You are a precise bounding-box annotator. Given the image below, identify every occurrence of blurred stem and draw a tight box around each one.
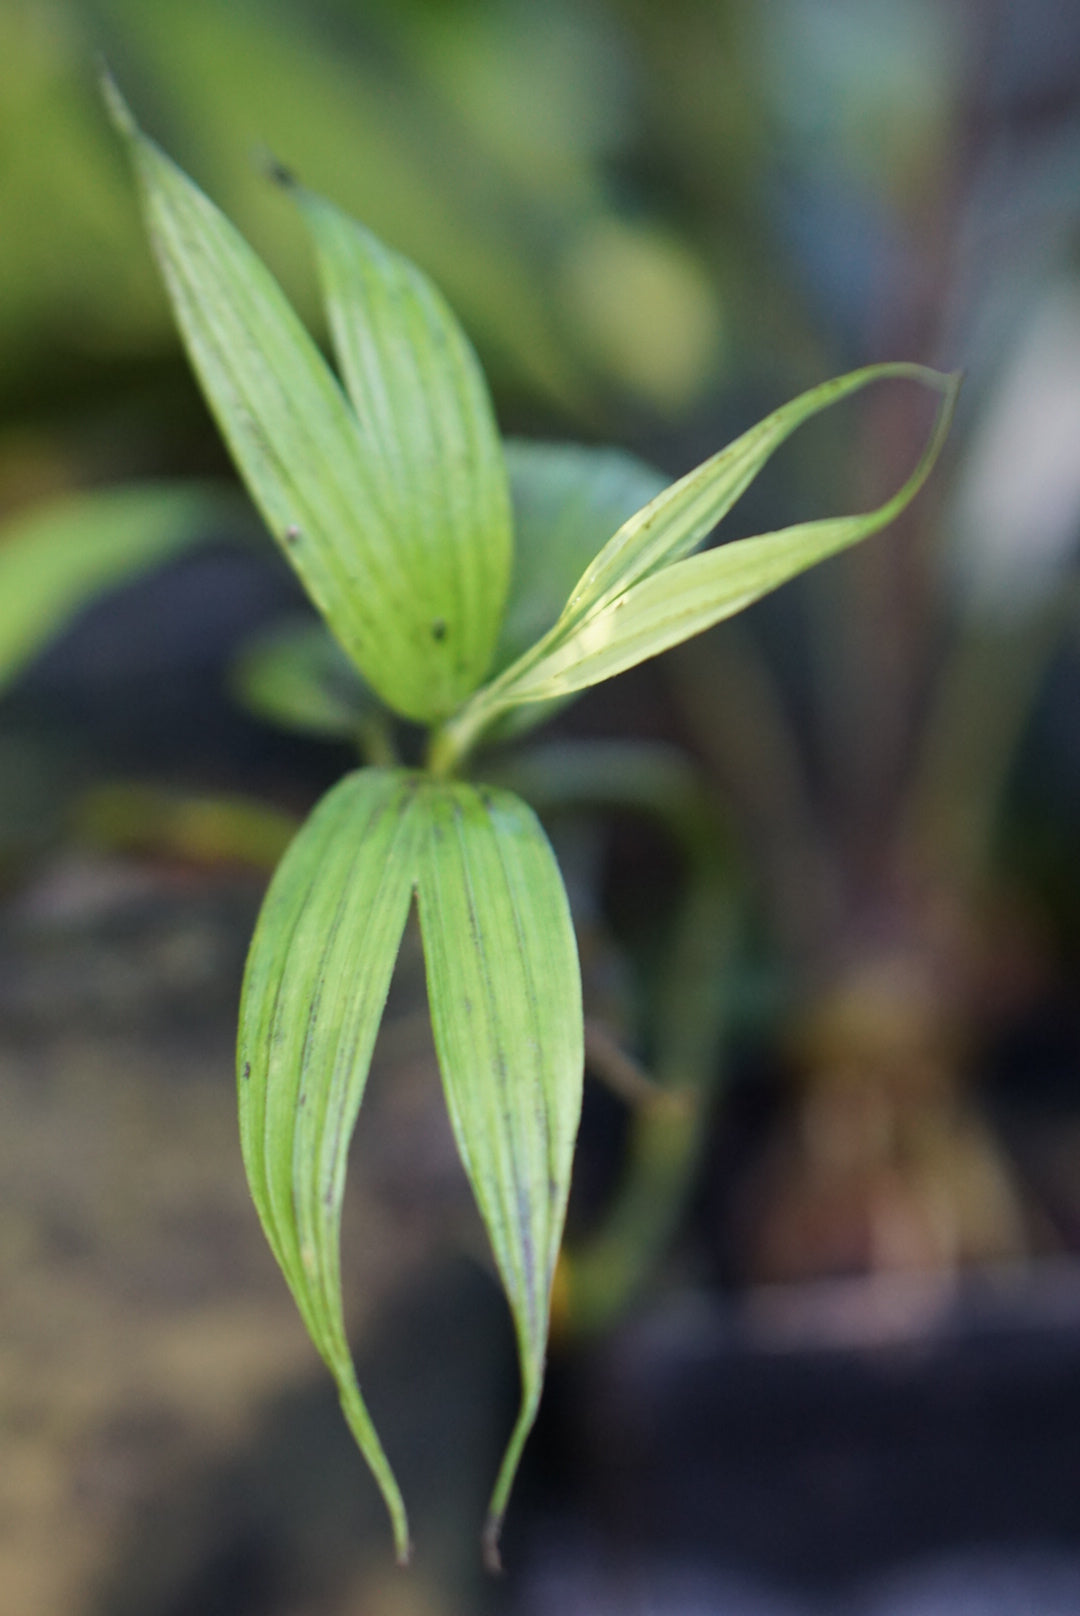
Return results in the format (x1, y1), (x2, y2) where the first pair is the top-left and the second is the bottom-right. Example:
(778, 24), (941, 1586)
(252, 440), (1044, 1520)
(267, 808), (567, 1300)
(564, 857), (733, 1335)
(669, 622), (842, 959)
(816, 379), (944, 848)
(356, 709), (399, 769)
(584, 1019), (662, 1108)
(73, 782), (298, 869)
(903, 589), (1079, 892)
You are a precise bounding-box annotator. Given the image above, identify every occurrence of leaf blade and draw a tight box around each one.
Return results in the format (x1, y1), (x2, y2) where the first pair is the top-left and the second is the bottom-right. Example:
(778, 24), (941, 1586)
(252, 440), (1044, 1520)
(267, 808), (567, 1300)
(560, 362), (955, 625)
(495, 366), (962, 705)
(237, 767), (423, 1564)
(416, 782), (583, 1566)
(432, 366), (960, 770)
(294, 186), (512, 697)
(106, 80), (477, 723)
(230, 616), (373, 740)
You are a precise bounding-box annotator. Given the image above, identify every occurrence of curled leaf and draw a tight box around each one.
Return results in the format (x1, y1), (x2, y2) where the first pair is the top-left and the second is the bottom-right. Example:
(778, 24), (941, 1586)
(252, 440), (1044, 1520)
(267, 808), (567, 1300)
(436, 365), (960, 761)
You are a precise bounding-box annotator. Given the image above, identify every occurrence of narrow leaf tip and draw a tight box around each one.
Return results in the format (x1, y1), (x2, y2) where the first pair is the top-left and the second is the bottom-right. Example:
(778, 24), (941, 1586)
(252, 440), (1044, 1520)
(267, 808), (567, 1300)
(99, 61), (136, 140)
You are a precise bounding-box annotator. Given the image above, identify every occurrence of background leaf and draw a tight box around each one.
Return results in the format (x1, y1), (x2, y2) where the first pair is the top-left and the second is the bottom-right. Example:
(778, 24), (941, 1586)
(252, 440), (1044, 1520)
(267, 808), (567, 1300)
(295, 186), (512, 699)
(495, 439), (668, 669)
(107, 81), (484, 724)
(230, 615), (373, 741)
(477, 439), (668, 742)
(416, 780), (583, 1568)
(0, 482), (233, 695)
(237, 767), (423, 1565)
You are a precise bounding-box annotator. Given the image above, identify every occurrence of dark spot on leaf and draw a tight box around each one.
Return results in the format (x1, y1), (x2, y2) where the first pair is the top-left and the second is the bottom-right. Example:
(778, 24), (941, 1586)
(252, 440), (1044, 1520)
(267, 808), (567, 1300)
(431, 618), (447, 642)
(266, 155), (298, 189)
(284, 525), (301, 546)
(241, 1061), (251, 1082)
(298, 1091), (307, 1109)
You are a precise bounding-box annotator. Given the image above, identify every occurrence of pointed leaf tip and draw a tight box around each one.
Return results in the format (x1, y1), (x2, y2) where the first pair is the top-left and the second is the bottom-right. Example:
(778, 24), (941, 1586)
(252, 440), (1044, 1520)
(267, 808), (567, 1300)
(114, 116), (508, 721)
(417, 781), (583, 1541)
(455, 362), (961, 723)
(238, 767), (423, 1560)
(99, 62), (136, 139)
(292, 186), (512, 706)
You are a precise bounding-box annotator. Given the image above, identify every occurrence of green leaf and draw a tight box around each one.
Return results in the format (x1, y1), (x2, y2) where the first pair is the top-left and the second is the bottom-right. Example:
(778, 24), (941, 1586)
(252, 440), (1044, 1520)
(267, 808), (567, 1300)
(478, 440), (668, 743)
(501, 367), (960, 701)
(496, 439), (668, 670)
(557, 363), (956, 628)
(237, 767), (424, 1565)
(293, 185), (512, 695)
(230, 616), (373, 741)
(433, 366), (959, 762)
(0, 482), (233, 695)
(415, 781), (583, 1569)
(104, 77), (489, 724)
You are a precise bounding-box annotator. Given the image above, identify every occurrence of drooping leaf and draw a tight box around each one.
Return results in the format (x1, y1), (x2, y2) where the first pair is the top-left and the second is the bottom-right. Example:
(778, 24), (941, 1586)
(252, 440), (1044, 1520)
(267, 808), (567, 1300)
(293, 184), (511, 693)
(556, 363), (957, 628)
(104, 76), (488, 723)
(435, 366), (959, 756)
(230, 616), (373, 741)
(237, 767), (423, 1564)
(0, 482), (233, 695)
(497, 368), (959, 702)
(496, 439), (668, 670)
(415, 781), (583, 1569)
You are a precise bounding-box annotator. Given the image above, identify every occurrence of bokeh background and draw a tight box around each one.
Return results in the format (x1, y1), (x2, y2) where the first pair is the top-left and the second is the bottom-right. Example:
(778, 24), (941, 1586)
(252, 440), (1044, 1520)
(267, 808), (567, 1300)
(4, 1), (1080, 1612)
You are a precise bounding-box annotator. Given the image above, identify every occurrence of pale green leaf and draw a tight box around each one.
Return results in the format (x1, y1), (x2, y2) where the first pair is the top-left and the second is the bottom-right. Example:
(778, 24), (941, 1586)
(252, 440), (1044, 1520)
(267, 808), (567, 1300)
(432, 366), (959, 760)
(558, 362), (956, 628)
(237, 767), (424, 1565)
(0, 482), (233, 695)
(498, 368), (959, 701)
(104, 78), (482, 723)
(294, 185), (511, 693)
(415, 781), (583, 1569)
